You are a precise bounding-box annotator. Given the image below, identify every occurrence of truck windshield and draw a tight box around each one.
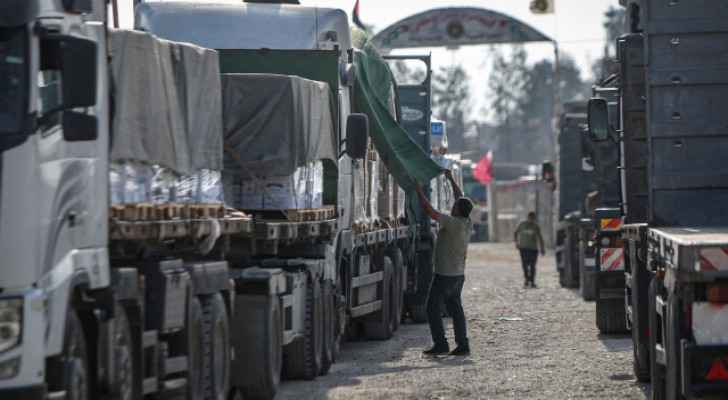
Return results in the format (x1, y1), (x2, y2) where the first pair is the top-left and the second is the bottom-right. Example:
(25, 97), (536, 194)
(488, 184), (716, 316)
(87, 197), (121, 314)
(0, 26), (29, 136)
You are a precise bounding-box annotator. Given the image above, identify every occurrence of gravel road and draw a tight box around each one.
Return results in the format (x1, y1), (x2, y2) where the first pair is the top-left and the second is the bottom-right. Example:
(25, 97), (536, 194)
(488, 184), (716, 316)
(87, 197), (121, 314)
(277, 242), (650, 400)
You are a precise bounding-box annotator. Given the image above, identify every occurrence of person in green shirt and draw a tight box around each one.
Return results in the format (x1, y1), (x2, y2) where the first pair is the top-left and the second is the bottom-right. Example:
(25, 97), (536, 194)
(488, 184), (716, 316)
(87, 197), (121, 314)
(416, 170), (473, 356)
(514, 212), (545, 288)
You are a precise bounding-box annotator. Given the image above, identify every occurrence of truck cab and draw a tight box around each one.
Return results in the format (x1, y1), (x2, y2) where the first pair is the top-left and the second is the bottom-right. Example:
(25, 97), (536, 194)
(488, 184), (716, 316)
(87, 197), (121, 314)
(0, 1), (109, 398)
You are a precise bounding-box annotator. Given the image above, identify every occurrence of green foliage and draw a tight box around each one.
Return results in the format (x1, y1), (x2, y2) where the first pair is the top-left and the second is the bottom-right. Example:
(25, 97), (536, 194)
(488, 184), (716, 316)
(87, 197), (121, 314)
(432, 64), (472, 152)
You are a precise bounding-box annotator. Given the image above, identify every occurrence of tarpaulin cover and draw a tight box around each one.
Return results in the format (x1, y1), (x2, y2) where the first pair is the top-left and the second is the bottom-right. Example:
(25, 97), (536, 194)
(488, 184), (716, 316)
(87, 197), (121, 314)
(353, 42), (442, 192)
(109, 29), (222, 174)
(221, 73), (336, 177)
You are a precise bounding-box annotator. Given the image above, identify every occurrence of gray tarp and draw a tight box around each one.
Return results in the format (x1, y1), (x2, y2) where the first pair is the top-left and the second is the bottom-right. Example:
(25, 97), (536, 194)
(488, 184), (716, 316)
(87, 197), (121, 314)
(109, 29), (222, 174)
(221, 73), (336, 177)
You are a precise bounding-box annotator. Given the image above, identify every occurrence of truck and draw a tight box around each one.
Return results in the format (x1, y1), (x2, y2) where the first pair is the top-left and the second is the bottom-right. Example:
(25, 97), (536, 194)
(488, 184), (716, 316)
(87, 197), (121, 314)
(589, 79), (629, 334)
(0, 1), (435, 400)
(588, 1), (728, 397)
(555, 102), (592, 289)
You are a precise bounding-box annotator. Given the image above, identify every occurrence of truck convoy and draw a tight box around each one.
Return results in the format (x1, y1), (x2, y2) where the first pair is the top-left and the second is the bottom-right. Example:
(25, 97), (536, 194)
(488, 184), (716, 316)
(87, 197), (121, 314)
(587, 1), (728, 398)
(0, 1), (442, 400)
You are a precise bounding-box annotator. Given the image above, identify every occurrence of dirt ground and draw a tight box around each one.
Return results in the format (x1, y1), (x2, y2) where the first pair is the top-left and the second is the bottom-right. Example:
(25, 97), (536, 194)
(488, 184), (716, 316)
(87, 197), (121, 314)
(277, 242), (650, 400)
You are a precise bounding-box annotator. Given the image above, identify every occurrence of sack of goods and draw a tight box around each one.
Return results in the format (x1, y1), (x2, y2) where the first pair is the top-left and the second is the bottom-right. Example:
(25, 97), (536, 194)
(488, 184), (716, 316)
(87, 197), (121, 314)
(220, 73), (336, 210)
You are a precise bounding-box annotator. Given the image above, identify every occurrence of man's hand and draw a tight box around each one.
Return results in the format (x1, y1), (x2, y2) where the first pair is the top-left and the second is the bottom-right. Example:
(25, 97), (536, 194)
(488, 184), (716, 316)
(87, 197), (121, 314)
(443, 169), (463, 199)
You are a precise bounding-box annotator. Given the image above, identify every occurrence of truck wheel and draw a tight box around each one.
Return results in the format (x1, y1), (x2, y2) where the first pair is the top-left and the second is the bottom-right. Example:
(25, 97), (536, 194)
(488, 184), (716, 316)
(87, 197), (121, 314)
(284, 275), (323, 380)
(47, 308), (90, 400)
(580, 265), (596, 301)
(320, 280), (335, 376)
(202, 294), (231, 400)
(388, 248), (405, 332)
(649, 278), (666, 400)
(184, 297), (204, 400)
(230, 289), (282, 400)
(111, 304), (138, 400)
(364, 257), (394, 340)
(596, 298), (628, 334)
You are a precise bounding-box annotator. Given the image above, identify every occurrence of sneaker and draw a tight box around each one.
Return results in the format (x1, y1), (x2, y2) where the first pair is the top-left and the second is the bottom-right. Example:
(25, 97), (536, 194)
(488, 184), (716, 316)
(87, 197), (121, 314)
(524, 281), (529, 289)
(530, 282), (538, 288)
(449, 346), (471, 356)
(423, 344), (450, 356)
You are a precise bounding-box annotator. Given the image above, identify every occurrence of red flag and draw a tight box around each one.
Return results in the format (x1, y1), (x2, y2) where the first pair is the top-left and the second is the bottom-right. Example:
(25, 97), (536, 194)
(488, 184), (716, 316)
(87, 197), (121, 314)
(353, 0), (366, 30)
(473, 151), (493, 185)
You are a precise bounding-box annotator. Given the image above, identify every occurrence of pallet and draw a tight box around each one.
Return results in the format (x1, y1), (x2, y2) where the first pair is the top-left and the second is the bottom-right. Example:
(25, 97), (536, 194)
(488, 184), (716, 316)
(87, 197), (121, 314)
(111, 203), (155, 221)
(243, 206), (337, 223)
(110, 203), (226, 222)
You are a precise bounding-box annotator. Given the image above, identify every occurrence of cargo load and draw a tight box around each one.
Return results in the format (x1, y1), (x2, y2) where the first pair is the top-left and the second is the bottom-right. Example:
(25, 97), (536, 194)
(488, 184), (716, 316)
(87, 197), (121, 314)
(219, 73), (336, 210)
(108, 29), (224, 205)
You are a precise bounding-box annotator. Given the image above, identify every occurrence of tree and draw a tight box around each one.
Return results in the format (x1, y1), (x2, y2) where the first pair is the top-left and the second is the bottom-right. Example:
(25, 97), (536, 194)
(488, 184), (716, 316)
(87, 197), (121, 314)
(432, 64), (472, 152)
(483, 47), (589, 163)
(592, 6), (626, 81)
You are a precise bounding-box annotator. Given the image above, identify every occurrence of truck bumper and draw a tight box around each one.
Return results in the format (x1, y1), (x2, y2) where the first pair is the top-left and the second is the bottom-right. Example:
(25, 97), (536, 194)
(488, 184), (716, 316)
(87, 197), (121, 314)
(0, 384), (46, 400)
(681, 341), (728, 397)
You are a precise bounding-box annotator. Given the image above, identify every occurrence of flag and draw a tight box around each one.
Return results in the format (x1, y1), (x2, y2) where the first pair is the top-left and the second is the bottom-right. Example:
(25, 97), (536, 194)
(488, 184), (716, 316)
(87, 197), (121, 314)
(530, 0), (555, 14)
(473, 151), (493, 185)
(353, 0), (366, 30)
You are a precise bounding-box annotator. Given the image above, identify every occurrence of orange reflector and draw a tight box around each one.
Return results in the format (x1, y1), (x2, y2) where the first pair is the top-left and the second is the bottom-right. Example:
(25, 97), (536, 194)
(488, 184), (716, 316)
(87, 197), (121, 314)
(707, 284), (728, 303)
(600, 218), (622, 231)
(706, 359), (728, 382)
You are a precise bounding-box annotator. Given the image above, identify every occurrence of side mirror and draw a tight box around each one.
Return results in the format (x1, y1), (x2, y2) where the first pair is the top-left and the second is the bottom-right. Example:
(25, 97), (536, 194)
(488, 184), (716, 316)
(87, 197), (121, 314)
(42, 35), (98, 111)
(587, 98), (610, 142)
(346, 113), (369, 159)
(62, 111), (98, 142)
(60, 36), (97, 109)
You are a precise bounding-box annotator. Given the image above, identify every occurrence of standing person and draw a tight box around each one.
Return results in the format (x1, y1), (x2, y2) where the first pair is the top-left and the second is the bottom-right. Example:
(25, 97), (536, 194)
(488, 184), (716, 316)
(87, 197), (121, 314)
(416, 170), (473, 356)
(514, 212), (546, 288)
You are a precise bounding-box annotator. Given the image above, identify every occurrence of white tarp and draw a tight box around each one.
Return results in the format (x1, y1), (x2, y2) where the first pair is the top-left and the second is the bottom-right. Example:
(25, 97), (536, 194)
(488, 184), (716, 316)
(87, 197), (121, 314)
(108, 29), (222, 174)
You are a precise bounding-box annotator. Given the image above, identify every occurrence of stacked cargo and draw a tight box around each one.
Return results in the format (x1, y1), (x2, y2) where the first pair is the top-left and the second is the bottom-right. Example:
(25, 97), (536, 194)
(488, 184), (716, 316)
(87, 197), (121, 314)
(108, 29), (224, 208)
(219, 73), (336, 213)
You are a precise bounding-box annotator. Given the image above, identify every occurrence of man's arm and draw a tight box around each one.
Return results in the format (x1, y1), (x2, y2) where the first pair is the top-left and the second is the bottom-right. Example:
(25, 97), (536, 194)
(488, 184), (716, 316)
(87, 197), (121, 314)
(416, 184), (442, 221)
(444, 170), (463, 199)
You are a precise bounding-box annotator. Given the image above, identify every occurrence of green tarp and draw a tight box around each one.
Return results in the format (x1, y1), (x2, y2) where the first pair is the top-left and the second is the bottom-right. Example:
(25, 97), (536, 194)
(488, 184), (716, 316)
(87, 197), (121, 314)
(353, 42), (443, 192)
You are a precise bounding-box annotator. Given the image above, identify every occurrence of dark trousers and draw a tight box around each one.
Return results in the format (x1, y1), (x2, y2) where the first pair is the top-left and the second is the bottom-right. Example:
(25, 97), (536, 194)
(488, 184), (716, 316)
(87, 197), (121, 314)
(520, 249), (539, 283)
(426, 274), (468, 348)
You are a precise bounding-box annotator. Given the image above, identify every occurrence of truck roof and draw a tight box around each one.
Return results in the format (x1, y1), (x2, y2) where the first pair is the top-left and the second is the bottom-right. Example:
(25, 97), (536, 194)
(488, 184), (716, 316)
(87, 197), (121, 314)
(135, 1), (352, 51)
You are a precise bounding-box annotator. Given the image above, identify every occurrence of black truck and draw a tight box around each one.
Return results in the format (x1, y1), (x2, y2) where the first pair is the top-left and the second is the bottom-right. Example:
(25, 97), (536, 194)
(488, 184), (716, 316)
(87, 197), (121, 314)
(588, 1), (728, 397)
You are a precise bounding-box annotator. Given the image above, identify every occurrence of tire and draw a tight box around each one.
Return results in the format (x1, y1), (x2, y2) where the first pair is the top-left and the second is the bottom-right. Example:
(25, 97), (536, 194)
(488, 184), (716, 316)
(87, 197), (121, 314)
(364, 257), (394, 340)
(580, 260), (596, 301)
(596, 298), (628, 334)
(47, 308), (90, 400)
(111, 304), (138, 400)
(284, 275), (323, 380)
(186, 297), (205, 400)
(649, 278), (666, 400)
(235, 293), (282, 400)
(388, 248), (405, 332)
(320, 280), (335, 376)
(202, 294), (231, 400)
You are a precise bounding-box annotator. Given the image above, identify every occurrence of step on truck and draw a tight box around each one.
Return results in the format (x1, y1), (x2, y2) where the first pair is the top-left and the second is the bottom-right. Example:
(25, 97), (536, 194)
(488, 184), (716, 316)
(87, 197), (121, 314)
(0, 1), (430, 399)
(589, 1), (728, 397)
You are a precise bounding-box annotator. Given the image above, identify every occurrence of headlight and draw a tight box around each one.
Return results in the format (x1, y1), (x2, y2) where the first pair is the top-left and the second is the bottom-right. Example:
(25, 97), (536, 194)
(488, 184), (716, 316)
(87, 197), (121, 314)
(0, 298), (22, 353)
